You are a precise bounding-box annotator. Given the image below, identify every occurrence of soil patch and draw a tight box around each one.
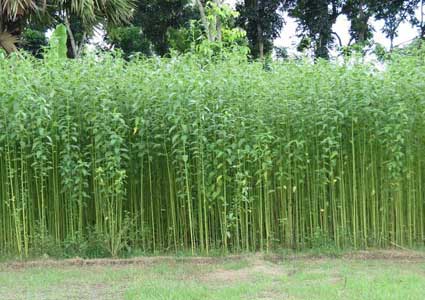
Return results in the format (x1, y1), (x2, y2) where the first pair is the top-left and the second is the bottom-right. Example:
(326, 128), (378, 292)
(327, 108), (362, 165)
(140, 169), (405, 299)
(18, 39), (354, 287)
(201, 256), (285, 284)
(0, 255), (246, 271)
(264, 249), (425, 263)
(2, 250), (425, 271)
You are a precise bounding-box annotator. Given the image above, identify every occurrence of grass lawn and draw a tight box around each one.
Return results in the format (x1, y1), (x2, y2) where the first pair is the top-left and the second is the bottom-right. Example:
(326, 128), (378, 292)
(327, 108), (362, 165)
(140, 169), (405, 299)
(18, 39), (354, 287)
(1, 251), (425, 300)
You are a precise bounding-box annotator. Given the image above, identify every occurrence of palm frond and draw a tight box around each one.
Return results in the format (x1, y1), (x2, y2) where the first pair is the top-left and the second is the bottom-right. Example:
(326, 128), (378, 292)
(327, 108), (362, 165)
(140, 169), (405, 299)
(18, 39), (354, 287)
(96, 0), (135, 25)
(0, 0), (37, 20)
(0, 31), (18, 53)
(56, 0), (135, 25)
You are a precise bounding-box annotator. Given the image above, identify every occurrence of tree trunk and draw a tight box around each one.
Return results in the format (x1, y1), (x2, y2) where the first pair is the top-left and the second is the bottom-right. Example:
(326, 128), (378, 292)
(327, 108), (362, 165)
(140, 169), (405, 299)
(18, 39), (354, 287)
(214, 0), (223, 42)
(421, 0), (425, 39)
(76, 32), (86, 57)
(357, 0), (367, 43)
(64, 14), (78, 58)
(196, 0), (213, 41)
(257, 22), (264, 59)
(255, 0), (264, 59)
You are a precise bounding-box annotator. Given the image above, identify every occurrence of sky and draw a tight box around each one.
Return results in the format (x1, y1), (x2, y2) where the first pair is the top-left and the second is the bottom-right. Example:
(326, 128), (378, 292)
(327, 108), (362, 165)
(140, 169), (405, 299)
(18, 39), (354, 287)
(225, 0), (423, 52)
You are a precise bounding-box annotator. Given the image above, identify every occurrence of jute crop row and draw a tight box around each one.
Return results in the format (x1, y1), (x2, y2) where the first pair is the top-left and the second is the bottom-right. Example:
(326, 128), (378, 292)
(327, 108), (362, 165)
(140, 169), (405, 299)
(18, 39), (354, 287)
(1, 52), (425, 256)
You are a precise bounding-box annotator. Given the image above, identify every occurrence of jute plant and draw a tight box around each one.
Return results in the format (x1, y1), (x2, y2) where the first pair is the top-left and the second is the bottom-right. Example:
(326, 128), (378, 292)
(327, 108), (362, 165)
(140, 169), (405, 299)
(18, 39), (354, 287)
(1, 49), (425, 257)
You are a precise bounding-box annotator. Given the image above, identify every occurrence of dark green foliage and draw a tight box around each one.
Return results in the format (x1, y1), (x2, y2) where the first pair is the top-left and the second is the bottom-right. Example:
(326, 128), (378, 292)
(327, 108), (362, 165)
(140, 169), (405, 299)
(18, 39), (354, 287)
(274, 46), (288, 59)
(167, 26), (196, 53)
(410, 0), (425, 39)
(107, 26), (153, 57)
(290, 0), (342, 59)
(236, 0), (289, 58)
(129, 0), (197, 55)
(374, 0), (420, 49)
(288, 0), (421, 57)
(342, 0), (377, 45)
(20, 29), (48, 58)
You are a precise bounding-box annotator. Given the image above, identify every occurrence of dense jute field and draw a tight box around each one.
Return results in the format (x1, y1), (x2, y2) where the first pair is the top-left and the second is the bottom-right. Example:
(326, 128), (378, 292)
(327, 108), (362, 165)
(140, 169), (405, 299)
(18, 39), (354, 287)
(1, 51), (425, 257)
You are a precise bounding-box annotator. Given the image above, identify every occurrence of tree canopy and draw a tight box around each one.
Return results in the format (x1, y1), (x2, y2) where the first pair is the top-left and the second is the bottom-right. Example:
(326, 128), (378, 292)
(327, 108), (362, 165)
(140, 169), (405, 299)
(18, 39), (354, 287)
(1, 0), (424, 59)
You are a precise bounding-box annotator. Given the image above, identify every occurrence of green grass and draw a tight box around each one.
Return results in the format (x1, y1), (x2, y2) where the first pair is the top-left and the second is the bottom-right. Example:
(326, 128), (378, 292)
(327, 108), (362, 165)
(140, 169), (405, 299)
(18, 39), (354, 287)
(1, 255), (425, 299)
(281, 260), (425, 300)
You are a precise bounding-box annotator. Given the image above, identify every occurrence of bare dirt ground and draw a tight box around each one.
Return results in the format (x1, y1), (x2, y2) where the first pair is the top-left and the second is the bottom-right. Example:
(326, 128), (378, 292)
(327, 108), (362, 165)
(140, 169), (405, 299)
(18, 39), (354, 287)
(2, 249), (424, 270)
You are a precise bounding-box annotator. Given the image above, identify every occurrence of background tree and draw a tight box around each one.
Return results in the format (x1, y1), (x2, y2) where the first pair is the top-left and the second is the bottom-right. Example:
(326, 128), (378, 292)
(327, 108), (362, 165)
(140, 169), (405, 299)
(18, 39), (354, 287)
(410, 0), (425, 39)
(290, 0), (343, 59)
(0, 0), (34, 53)
(195, 0), (226, 43)
(236, 0), (292, 59)
(335, 1), (421, 55)
(106, 0), (197, 57)
(52, 0), (135, 58)
(2, 0), (424, 59)
(166, 21), (202, 53)
(420, 0), (425, 38)
(21, 28), (48, 57)
(374, 0), (419, 49)
(130, 0), (196, 55)
(0, 0), (135, 56)
(342, 0), (377, 45)
(105, 26), (153, 58)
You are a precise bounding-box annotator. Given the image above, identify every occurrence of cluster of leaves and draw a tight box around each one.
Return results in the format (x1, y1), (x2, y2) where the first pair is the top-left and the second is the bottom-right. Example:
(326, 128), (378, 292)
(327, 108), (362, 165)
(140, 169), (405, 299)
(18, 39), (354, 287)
(236, 0), (288, 58)
(106, 0), (197, 57)
(194, 2), (249, 57)
(106, 26), (153, 58)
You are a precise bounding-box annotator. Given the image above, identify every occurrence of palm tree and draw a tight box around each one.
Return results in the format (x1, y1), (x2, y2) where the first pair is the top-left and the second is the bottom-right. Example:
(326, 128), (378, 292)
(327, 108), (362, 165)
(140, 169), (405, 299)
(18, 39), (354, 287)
(0, 0), (34, 52)
(0, 0), (134, 55)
